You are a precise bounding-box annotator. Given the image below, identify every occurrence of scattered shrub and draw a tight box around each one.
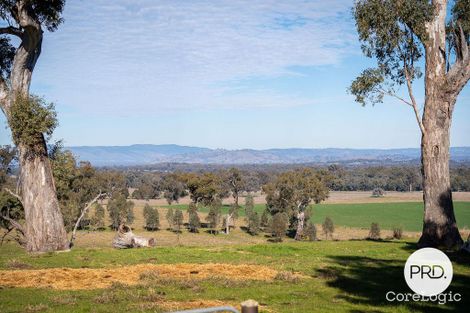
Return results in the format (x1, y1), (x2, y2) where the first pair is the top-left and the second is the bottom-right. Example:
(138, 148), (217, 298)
(271, 212), (289, 242)
(322, 217), (334, 240)
(188, 203), (201, 233)
(247, 211), (260, 235)
(143, 203), (160, 231)
(245, 195), (254, 215)
(260, 209), (270, 228)
(108, 194), (134, 230)
(166, 208), (174, 230)
(368, 222), (381, 240)
(392, 226), (403, 239)
(173, 209), (184, 233)
(305, 222), (317, 241)
(371, 188), (385, 197)
(206, 202), (221, 234)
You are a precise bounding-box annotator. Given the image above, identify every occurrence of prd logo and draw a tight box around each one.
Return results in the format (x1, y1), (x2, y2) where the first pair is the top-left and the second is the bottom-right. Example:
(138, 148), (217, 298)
(404, 248), (453, 296)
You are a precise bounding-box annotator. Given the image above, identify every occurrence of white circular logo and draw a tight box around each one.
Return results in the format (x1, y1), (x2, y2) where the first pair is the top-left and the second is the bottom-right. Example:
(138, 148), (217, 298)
(404, 248), (453, 296)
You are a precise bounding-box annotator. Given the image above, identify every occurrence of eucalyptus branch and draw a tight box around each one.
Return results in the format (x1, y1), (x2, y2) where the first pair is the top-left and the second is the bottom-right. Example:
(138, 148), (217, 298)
(69, 191), (105, 248)
(404, 67), (426, 135)
(0, 227), (14, 245)
(0, 26), (23, 38)
(0, 214), (25, 235)
(4, 188), (22, 203)
(457, 22), (469, 61)
(377, 87), (412, 106)
(446, 47), (470, 103)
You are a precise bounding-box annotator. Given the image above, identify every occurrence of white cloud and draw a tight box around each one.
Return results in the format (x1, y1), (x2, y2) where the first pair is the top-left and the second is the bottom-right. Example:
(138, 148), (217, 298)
(32, 0), (356, 114)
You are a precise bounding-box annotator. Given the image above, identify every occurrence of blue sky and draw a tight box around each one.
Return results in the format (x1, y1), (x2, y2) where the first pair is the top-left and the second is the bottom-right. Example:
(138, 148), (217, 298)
(1, 0), (469, 149)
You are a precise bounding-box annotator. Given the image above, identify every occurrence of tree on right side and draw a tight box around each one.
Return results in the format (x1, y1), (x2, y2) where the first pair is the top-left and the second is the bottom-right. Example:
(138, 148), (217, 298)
(350, 0), (470, 249)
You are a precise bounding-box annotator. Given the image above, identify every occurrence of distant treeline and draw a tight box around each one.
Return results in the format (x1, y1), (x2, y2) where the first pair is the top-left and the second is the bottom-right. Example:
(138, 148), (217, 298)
(123, 164), (470, 195)
(327, 165), (469, 192)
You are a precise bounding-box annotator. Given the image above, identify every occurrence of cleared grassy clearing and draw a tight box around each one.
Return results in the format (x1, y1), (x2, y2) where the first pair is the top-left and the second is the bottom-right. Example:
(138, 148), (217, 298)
(0, 240), (469, 313)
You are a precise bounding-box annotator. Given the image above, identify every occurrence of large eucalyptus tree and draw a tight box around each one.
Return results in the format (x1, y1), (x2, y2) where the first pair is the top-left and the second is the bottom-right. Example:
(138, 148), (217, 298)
(0, 0), (68, 252)
(350, 0), (470, 249)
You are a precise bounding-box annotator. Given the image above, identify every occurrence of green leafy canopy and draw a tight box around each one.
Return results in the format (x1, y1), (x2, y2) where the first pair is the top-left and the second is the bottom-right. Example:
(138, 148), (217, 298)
(9, 94), (58, 150)
(0, 0), (65, 32)
(349, 0), (470, 106)
(1, 1), (66, 80)
(349, 0), (434, 105)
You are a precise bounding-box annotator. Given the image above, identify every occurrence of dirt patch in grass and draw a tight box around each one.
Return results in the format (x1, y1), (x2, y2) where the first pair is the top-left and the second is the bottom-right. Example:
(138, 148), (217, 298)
(0, 263), (289, 290)
(133, 299), (234, 311)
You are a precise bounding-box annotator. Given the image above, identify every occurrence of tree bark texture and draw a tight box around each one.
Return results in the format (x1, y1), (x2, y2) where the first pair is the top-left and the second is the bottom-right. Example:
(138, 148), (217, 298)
(295, 211), (305, 241)
(0, 7), (69, 252)
(418, 0), (463, 249)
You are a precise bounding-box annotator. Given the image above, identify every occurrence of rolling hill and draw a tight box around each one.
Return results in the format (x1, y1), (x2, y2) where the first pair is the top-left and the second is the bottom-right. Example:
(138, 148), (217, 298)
(67, 144), (470, 166)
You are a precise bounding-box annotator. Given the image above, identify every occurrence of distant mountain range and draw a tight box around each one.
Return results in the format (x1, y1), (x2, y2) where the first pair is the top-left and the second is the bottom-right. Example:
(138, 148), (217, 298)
(67, 144), (470, 167)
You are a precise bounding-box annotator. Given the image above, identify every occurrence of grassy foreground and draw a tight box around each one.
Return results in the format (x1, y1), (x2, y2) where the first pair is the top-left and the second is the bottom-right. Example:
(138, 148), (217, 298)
(0, 240), (469, 313)
(166, 201), (470, 232)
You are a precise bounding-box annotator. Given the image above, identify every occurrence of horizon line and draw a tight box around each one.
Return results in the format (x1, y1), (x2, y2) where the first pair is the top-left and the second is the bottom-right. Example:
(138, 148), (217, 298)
(66, 143), (470, 151)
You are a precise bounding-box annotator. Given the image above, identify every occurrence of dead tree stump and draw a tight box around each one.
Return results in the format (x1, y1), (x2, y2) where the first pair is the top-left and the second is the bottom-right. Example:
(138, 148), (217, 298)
(241, 299), (259, 313)
(113, 224), (156, 249)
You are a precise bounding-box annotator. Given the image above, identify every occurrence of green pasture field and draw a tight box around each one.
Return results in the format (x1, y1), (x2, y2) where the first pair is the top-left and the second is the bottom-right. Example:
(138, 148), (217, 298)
(0, 240), (469, 313)
(165, 202), (470, 232)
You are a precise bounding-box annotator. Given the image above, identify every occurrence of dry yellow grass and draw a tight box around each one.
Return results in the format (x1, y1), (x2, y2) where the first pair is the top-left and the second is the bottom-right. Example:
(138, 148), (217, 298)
(142, 299), (235, 311)
(0, 263), (288, 290)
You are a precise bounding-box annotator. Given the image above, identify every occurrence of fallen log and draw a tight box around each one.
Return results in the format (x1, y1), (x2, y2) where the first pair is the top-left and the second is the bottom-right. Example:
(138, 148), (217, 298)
(113, 224), (156, 249)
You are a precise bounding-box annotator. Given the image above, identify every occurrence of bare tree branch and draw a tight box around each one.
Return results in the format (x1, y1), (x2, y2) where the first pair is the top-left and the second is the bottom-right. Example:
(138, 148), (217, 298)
(69, 192), (105, 248)
(4, 188), (22, 203)
(0, 26), (23, 38)
(457, 22), (469, 61)
(377, 88), (412, 106)
(446, 53), (470, 98)
(0, 215), (25, 236)
(404, 67), (426, 135)
(446, 22), (470, 98)
(0, 227), (14, 245)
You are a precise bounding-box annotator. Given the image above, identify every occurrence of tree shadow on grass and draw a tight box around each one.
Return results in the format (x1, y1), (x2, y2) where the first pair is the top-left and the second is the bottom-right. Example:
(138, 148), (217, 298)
(316, 255), (469, 312)
(400, 241), (470, 268)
